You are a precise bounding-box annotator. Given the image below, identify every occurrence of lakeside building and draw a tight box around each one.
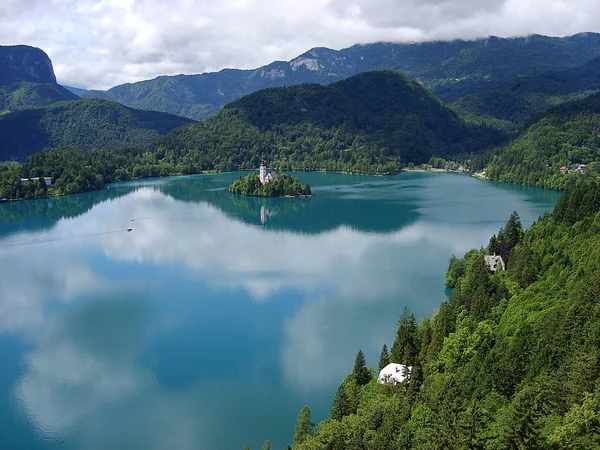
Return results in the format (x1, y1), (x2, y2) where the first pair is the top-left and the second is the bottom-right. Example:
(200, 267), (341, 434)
(21, 176), (52, 187)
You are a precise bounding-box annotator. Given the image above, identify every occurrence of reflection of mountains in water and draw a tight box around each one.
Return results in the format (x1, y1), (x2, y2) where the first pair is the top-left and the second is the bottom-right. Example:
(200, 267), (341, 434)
(157, 176), (421, 234)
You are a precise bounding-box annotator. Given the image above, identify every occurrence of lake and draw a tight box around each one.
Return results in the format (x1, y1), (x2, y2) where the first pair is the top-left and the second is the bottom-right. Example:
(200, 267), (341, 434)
(0, 172), (560, 450)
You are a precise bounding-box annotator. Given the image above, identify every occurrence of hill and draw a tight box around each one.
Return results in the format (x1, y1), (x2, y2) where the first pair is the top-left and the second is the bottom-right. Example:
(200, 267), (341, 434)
(289, 181), (600, 449)
(83, 33), (600, 120)
(155, 70), (502, 174)
(0, 98), (194, 161)
(472, 93), (600, 189)
(0, 82), (79, 112)
(451, 56), (600, 133)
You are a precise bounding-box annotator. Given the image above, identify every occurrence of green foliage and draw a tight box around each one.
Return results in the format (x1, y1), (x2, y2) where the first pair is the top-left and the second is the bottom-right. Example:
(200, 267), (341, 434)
(0, 98), (193, 161)
(229, 173), (311, 197)
(390, 307), (418, 365)
(378, 344), (390, 371)
(294, 406), (314, 446)
(451, 56), (600, 133)
(0, 82), (79, 112)
(352, 350), (371, 386)
(261, 440), (272, 450)
(155, 71), (502, 175)
(84, 33), (600, 120)
(474, 93), (600, 189)
(293, 180), (600, 449)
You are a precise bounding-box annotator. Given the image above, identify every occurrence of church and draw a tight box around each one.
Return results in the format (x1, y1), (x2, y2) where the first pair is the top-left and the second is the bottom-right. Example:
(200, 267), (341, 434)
(259, 162), (278, 184)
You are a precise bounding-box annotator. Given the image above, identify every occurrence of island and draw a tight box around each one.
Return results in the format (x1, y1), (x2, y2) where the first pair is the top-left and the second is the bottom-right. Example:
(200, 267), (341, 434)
(229, 163), (311, 198)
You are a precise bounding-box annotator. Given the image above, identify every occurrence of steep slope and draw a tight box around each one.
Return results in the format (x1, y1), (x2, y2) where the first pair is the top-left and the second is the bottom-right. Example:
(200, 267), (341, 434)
(473, 93), (600, 189)
(290, 182), (600, 450)
(0, 82), (79, 112)
(0, 45), (79, 111)
(0, 45), (57, 85)
(452, 56), (600, 132)
(0, 99), (194, 161)
(84, 33), (600, 120)
(156, 70), (502, 174)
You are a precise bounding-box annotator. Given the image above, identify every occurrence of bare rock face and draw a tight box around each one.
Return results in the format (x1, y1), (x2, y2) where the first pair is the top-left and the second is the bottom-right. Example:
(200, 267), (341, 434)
(0, 45), (57, 86)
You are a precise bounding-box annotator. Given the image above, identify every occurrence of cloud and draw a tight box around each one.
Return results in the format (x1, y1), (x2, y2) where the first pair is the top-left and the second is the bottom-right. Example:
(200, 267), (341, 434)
(0, 0), (599, 89)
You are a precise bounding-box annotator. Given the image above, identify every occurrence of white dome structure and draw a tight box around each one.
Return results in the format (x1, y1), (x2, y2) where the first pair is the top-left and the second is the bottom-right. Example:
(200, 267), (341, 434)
(377, 363), (411, 385)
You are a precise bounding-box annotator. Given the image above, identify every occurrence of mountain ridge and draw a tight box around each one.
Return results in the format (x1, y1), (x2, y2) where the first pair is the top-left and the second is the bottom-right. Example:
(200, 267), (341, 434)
(83, 33), (600, 120)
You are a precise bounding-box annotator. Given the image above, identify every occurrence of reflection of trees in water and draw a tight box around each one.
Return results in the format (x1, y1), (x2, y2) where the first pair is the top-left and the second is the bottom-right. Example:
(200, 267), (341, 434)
(0, 186), (136, 234)
(160, 177), (421, 234)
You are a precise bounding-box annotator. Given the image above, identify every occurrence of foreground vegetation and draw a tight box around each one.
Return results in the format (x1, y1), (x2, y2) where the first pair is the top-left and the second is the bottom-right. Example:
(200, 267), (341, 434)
(229, 173), (311, 197)
(269, 181), (600, 450)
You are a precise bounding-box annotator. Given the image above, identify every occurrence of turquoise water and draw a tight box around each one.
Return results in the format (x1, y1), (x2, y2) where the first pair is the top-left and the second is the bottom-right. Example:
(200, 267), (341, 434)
(0, 172), (560, 449)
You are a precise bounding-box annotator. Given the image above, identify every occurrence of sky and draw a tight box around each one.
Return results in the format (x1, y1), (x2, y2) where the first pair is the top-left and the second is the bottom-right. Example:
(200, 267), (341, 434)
(1, 0), (599, 90)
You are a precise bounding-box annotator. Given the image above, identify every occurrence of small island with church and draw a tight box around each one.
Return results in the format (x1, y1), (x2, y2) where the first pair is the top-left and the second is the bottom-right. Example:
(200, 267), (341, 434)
(229, 162), (312, 198)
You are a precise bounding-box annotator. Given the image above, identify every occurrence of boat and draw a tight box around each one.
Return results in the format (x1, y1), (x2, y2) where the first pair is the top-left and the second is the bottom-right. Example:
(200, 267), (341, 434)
(127, 227), (133, 232)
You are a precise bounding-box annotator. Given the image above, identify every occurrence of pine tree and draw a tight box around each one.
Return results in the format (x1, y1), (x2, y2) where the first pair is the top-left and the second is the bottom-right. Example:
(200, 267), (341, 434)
(390, 307), (418, 365)
(353, 349), (371, 385)
(378, 344), (390, 370)
(487, 234), (499, 254)
(331, 383), (351, 420)
(261, 440), (272, 450)
(294, 405), (313, 445)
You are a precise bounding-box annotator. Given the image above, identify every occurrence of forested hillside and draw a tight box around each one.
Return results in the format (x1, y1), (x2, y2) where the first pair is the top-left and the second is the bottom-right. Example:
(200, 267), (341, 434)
(451, 56), (600, 133)
(287, 181), (600, 450)
(84, 33), (600, 120)
(0, 99), (193, 161)
(471, 93), (600, 189)
(154, 71), (502, 174)
(0, 82), (79, 112)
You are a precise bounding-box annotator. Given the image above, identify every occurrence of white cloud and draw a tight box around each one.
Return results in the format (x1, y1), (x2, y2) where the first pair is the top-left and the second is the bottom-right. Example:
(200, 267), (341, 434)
(1, 0), (599, 89)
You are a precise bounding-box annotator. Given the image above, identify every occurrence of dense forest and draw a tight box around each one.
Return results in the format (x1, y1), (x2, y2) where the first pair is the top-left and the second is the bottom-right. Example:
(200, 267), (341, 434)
(154, 71), (502, 175)
(0, 82), (79, 112)
(451, 56), (600, 133)
(264, 180), (600, 450)
(471, 93), (600, 189)
(229, 173), (311, 197)
(0, 98), (193, 161)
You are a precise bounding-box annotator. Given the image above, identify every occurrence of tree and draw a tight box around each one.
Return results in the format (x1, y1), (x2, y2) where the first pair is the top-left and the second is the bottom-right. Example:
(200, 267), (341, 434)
(378, 344), (390, 370)
(353, 349), (371, 385)
(390, 308), (418, 365)
(294, 406), (314, 445)
(331, 383), (352, 420)
(261, 440), (272, 450)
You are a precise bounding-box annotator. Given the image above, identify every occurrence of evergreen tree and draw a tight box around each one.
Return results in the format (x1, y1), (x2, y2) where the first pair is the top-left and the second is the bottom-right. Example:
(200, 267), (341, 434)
(390, 307), (418, 365)
(353, 349), (371, 385)
(487, 234), (499, 254)
(331, 384), (351, 420)
(261, 440), (272, 450)
(378, 344), (390, 370)
(294, 406), (313, 445)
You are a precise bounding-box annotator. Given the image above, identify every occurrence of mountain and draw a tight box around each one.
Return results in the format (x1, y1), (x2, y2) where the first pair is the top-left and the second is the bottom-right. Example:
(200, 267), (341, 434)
(0, 99), (194, 161)
(471, 93), (600, 189)
(0, 45), (79, 111)
(62, 85), (89, 97)
(0, 82), (79, 112)
(291, 181), (600, 449)
(0, 45), (57, 85)
(451, 56), (600, 133)
(83, 33), (600, 120)
(155, 70), (503, 174)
